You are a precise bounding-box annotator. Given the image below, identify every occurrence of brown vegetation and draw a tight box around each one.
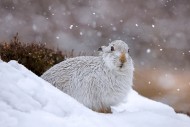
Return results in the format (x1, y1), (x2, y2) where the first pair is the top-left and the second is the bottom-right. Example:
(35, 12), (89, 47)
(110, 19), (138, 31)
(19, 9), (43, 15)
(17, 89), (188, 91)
(0, 33), (65, 76)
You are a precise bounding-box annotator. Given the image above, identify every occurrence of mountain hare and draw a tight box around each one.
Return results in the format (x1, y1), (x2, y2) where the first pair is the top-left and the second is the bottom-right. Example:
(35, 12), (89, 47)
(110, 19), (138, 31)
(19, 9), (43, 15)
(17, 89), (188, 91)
(41, 40), (134, 113)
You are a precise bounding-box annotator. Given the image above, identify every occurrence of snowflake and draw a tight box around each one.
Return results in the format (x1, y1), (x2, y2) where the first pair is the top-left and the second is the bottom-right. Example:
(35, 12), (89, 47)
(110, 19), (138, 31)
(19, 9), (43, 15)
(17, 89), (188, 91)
(80, 32), (83, 36)
(69, 25), (73, 29)
(146, 49), (151, 53)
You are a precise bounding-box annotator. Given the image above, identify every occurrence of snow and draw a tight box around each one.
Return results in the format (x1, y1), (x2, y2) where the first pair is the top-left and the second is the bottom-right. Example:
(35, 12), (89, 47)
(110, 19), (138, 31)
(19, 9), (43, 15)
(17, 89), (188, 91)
(79, 32), (83, 36)
(0, 60), (190, 127)
(56, 36), (60, 39)
(69, 25), (73, 29)
(146, 48), (151, 53)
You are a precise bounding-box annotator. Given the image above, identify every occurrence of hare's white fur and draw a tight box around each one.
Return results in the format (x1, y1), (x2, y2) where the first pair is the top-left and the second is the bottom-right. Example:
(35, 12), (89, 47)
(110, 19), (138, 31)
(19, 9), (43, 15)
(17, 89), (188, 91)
(41, 40), (134, 112)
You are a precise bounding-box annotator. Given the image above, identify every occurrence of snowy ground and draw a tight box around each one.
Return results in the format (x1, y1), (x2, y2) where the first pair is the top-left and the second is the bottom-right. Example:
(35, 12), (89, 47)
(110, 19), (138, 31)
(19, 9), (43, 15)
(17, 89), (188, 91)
(0, 60), (190, 127)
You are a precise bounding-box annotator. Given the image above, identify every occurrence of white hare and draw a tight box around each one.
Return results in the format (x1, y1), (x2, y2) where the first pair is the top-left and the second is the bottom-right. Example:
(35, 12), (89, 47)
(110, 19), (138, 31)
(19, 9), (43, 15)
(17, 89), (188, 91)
(41, 40), (134, 113)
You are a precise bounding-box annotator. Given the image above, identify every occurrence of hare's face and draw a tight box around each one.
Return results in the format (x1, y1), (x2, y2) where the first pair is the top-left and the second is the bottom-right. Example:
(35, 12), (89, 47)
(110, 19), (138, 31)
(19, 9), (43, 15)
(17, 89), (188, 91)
(98, 40), (133, 71)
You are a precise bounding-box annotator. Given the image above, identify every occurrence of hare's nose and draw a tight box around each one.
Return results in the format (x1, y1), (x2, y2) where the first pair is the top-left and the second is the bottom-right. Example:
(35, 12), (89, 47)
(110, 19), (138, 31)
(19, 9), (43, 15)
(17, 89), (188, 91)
(119, 52), (126, 64)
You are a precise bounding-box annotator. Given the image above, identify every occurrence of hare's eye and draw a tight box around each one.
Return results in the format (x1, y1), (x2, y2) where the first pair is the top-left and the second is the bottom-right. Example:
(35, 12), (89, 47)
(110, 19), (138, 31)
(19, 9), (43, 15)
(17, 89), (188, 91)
(128, 49), (130, 53)
(111, 46), (114, 51)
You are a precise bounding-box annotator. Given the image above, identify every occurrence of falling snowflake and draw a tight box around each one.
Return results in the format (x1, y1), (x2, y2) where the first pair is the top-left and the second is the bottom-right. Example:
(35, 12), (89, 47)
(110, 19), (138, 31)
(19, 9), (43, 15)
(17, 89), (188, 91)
(80, 32), (83, 36)
(146, 49), (151, 53)
(32, 24), (37, 31)
(48, 6), (52, 10)
(112, 27), (117, 31)
(69, 25), (73, 29)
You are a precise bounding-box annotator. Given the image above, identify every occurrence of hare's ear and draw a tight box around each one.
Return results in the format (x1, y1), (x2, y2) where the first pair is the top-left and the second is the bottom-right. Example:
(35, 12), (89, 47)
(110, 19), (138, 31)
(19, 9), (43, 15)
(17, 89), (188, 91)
(111, 46), (114, 51)
(98, 47), (102, 51)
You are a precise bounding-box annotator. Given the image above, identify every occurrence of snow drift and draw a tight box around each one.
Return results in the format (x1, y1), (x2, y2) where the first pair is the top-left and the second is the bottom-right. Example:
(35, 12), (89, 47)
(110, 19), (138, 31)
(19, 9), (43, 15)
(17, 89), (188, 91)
(0, 60), (189, 127)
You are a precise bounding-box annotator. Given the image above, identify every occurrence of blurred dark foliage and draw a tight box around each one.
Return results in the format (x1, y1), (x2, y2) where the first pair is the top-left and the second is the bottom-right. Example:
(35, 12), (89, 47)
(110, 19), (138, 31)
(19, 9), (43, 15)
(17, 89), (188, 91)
(0, 33), (65, 76)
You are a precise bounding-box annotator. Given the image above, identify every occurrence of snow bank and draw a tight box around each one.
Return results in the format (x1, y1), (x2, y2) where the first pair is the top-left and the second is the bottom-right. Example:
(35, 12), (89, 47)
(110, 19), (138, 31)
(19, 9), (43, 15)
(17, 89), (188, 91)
(0, 60), (189, 127)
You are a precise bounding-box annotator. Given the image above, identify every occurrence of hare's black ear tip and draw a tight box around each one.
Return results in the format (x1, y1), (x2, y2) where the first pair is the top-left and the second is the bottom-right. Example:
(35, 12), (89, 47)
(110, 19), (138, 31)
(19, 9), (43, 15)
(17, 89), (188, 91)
(98, 47), (102, 51)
